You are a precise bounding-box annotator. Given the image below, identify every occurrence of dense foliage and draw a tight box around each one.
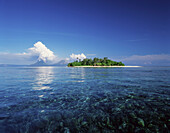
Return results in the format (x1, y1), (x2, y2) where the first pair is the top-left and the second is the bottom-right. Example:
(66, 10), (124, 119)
(68, 57), (125, 67)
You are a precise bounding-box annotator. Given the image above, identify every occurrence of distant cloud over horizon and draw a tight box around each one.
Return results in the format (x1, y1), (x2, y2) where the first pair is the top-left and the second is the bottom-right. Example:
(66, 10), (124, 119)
(116, 54), (170, 66)
(0, 41), (59, 64)
(0, 52), (33, 65)
(70, 53), (86, 61)
(86, 54), (96, 57)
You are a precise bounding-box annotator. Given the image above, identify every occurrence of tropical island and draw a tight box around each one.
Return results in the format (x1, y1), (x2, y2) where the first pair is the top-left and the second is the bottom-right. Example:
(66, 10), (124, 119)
(68, 57), (125, 67)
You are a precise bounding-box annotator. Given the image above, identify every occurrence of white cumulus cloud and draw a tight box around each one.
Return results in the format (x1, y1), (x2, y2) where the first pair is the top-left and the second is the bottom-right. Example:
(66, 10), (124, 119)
(28, 41), (56, 62)
(0, 41), (59, 64)
(70, 53), (86, 60)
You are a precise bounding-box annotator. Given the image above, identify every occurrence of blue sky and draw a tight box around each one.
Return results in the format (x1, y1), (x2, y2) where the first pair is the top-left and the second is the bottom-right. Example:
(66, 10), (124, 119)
(0, 0), (170, 65)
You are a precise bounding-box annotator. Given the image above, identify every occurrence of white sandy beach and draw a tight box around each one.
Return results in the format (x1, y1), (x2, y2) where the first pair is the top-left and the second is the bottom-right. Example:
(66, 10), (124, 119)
(70, 66), (142, 68)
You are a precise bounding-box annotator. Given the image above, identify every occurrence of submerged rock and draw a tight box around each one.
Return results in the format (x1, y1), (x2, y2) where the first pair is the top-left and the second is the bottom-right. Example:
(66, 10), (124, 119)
(137, 118), (145, 127)
(81, 121), (88, 126)
(64, 127), (70, 133)
(148, 123), (153, 128)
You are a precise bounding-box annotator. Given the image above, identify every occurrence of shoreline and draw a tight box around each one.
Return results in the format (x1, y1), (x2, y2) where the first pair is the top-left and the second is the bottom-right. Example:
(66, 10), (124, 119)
(69, 66), (142, 68)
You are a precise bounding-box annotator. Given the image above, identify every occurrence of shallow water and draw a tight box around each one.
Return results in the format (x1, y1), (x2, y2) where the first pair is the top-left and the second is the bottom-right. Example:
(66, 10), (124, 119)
(0, 66), (169, 133)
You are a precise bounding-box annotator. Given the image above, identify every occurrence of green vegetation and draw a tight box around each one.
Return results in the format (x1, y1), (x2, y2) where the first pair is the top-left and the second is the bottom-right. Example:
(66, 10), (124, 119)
(68, 57), (125, 67)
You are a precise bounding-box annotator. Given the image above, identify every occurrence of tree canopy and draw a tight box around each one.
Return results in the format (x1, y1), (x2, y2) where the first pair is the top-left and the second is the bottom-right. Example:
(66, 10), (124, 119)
(68, 57), (125, 67)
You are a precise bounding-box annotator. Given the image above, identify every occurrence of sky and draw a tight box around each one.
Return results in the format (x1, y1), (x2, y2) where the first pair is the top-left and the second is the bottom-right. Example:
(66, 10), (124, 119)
(0, 0), (170, 65)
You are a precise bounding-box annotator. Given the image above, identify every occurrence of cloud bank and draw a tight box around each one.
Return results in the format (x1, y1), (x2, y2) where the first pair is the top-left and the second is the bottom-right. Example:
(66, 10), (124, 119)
(70, 53), (86, 60)
(118, 54), (170, 66)
(0, 52), (33, 65)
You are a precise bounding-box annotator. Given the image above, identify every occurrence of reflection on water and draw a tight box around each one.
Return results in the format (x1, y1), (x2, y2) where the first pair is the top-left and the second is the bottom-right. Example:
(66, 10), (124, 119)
(32, 67), (54, 90)
(69, 68), (85, 82)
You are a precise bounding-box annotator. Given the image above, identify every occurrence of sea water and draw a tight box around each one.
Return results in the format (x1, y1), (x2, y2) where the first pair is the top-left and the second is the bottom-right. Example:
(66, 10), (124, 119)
(0, 66), (169, 133)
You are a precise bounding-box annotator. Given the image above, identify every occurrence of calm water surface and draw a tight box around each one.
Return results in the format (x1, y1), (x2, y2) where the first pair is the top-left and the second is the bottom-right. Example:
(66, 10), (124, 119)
(0, 66), (169, 133)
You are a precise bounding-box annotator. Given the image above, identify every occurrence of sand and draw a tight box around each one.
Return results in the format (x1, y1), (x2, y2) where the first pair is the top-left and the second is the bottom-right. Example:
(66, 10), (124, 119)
(69, 66), (142, 68)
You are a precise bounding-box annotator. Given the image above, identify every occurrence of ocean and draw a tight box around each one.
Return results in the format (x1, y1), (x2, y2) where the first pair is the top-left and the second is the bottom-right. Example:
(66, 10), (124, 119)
(0, 66), (169, 133)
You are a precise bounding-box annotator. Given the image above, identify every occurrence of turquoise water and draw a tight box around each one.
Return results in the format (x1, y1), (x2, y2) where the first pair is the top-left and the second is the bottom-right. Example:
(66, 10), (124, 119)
(0, 66), (169, 133)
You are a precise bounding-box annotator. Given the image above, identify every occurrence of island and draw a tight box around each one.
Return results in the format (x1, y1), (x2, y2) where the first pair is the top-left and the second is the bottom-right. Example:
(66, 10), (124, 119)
(67, 57), (125, 67)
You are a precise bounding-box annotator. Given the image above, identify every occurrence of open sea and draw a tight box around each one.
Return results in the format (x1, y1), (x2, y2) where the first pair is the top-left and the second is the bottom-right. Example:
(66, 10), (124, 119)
(0, 66), (169, 133)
